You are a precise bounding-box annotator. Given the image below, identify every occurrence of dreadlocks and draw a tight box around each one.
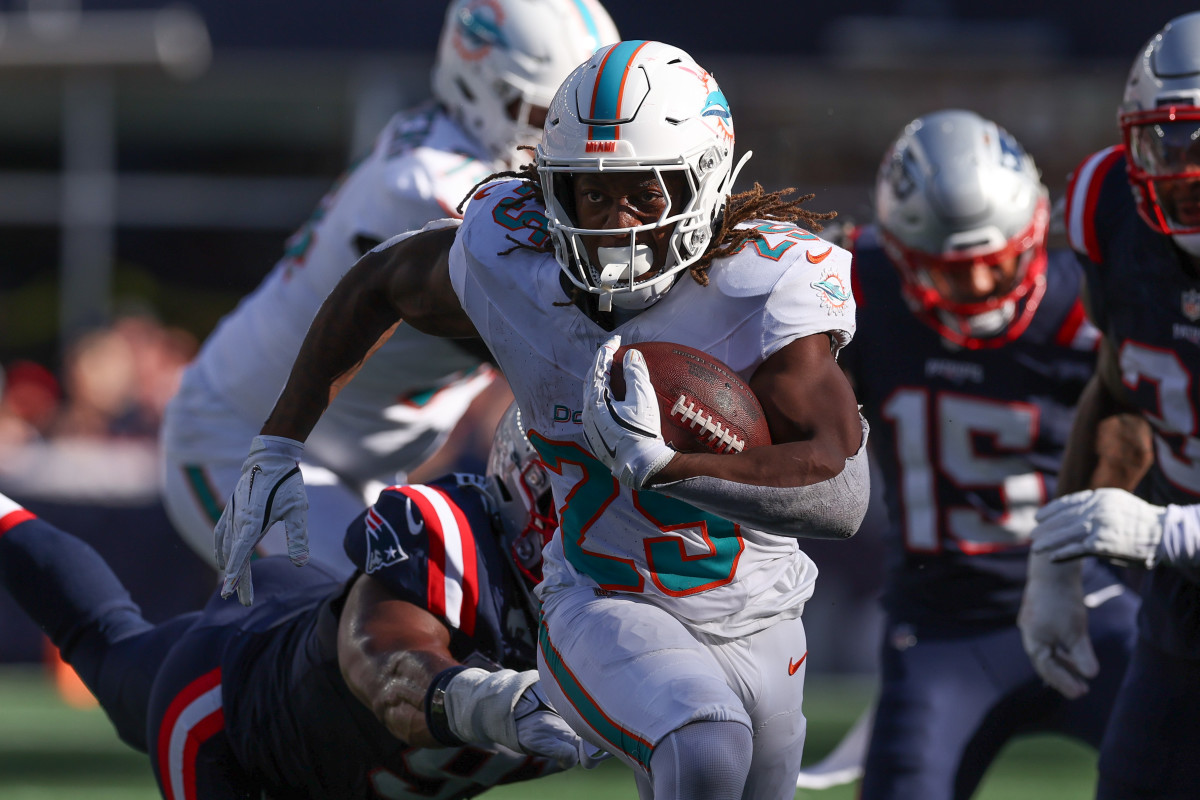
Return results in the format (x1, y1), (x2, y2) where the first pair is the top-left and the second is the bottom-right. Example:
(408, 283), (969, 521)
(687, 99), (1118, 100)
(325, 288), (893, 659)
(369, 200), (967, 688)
(457, 157), (557, 258)
(689, 184), (836, 286)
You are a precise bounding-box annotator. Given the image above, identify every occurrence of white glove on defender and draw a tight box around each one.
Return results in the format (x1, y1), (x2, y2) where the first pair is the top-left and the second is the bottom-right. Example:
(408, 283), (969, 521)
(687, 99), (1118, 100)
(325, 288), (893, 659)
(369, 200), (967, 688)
(1032, 488), (1168, 568)
(215, 435), (309, 606)
(1018, 551), (1097, 700)
(581, 335), (674, 490)
(444, 668), (581, 769)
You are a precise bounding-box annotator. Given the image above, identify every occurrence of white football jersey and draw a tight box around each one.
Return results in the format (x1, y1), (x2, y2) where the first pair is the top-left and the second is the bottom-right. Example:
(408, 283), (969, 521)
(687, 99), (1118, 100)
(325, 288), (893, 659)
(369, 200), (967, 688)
(450, 180), (857, 635)
(174, 105), (500, 482)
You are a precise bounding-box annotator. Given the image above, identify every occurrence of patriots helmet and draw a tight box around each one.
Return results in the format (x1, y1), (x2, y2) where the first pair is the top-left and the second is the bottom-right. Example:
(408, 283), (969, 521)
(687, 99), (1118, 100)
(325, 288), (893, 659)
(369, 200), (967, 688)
(484, 403), (555, 610)
(536, 40), (751, 312)
(1119, 12), (1200, 253)
(875, 109), (1050, 349)
(432, 0), (619, 169)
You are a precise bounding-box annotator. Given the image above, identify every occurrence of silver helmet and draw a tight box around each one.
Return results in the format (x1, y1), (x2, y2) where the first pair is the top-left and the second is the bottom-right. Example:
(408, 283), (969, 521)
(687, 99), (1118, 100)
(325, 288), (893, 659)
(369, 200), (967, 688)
(874, 109), (1050, 349)
(484, 403), (555, 608)
(1119, 12), (1200, 247)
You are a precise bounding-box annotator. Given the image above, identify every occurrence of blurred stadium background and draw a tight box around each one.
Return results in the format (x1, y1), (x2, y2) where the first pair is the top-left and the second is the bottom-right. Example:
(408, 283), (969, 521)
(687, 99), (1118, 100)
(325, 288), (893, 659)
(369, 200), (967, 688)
(0, 0), (1193, 795)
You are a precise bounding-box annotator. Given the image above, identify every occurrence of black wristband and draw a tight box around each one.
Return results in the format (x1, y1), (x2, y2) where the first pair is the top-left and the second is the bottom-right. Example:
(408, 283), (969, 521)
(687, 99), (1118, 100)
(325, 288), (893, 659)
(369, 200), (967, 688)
(423, 666), (470, 747)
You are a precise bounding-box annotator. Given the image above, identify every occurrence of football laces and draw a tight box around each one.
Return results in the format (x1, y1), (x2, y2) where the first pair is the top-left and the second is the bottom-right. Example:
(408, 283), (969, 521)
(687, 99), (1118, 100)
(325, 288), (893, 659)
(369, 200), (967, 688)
(670, 395), (746, 454)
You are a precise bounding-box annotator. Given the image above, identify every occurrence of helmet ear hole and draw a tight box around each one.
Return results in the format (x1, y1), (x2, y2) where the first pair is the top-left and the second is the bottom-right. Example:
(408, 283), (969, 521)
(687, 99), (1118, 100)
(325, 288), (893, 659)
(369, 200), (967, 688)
(492, 477), (514, 503)
(454, 77), (475, 102)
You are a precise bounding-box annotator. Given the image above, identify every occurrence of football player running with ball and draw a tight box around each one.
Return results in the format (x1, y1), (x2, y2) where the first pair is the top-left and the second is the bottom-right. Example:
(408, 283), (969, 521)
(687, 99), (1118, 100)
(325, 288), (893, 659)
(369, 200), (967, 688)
(1020, 13), (1200, 799)
(835, 109), (1141, 800)
(0, 406), (591, 799)
(160, 0), (618, 581)
(215, 41), (870, 799)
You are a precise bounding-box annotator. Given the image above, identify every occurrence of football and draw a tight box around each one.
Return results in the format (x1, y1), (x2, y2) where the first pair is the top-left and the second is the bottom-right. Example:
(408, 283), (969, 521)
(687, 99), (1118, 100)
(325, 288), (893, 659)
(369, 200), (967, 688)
(609, 342), (772, 455)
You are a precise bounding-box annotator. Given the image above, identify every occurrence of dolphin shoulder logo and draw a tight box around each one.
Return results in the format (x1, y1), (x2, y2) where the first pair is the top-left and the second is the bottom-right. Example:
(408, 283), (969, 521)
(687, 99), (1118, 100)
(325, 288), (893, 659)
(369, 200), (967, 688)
(363, 503), (409, 573)
(811, 271), (851, 316)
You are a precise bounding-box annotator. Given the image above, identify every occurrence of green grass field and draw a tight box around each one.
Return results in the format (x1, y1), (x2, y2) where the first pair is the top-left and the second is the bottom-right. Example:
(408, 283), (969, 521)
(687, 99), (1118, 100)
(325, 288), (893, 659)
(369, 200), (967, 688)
(0, 667), (1098, 799)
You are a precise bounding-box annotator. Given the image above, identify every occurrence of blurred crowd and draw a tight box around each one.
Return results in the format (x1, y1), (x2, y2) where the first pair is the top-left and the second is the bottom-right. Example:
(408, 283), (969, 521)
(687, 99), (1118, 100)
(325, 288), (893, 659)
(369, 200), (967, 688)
(0, 314), (198, 452)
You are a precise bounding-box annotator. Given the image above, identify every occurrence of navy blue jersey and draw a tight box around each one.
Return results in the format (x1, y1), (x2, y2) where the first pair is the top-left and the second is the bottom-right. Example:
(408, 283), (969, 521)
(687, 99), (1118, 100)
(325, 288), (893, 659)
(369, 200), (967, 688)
(0, 492), (556, 800)
(843, 227), (1113, 633)
(213, 475), (550, 799)
(1066, 146), (1200, 659)
(343, 474), (538, 668)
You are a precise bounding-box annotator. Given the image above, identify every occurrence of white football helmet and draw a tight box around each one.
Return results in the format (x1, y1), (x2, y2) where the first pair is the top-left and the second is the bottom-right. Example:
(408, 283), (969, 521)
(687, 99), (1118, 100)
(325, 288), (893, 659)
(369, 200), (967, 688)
(875, 109), (1050, 349)
(536, 40), (751, 312)
(432, 0), (619, 169)
(1119, 12), (1200, 245)
(484, 403), (555, 612)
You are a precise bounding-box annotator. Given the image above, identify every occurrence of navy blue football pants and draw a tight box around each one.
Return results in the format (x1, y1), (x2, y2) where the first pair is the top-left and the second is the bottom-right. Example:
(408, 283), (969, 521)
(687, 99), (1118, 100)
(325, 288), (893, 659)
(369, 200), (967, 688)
(861, 590), (1139, 800)
(0, 511), (325, 799)
(1095, 633), (1200, 800)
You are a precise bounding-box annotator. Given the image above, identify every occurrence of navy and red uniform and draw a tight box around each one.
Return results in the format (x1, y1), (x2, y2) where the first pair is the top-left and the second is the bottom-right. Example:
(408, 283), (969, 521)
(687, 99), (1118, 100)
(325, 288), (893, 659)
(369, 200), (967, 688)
(841, 227), (1139, 800)
(0, 475), (555, 800)
(1066, 146), (1200, 800)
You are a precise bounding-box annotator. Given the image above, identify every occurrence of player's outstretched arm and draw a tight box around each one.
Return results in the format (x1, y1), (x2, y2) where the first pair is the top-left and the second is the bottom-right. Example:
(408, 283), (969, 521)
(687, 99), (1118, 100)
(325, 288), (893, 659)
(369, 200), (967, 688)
(338, 574), (581, 767)
(263, 223), (474, 443)
(216, 223), (473, 604)
(338, 573), (462, 746)
(583, 332), (870, 539)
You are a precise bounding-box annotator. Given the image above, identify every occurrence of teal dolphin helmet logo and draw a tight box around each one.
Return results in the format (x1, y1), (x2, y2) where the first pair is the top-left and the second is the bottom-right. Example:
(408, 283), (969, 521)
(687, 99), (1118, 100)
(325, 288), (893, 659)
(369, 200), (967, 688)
(703, 89), (731, 121)
(454, 0), (510, 58)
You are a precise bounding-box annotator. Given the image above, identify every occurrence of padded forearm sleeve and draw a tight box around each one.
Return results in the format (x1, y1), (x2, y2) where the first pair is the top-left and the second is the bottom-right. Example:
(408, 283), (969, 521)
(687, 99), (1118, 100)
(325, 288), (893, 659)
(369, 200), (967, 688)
(656, 416), (870, 539)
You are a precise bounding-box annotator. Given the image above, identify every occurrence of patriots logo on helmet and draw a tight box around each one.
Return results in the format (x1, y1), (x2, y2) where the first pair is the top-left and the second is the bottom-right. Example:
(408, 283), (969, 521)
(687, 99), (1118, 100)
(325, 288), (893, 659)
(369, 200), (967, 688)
(452, 0), (508, 61)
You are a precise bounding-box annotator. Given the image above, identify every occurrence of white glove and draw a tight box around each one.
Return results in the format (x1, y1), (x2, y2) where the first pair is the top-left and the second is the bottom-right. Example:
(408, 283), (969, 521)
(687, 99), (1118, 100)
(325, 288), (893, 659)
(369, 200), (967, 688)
(443, 668), (581, 769)
(1031, 488), (1167, 568)
(1017, 552), (1097, 699)
(214, 435), (309, 606)
(581, 335), (674, 490)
